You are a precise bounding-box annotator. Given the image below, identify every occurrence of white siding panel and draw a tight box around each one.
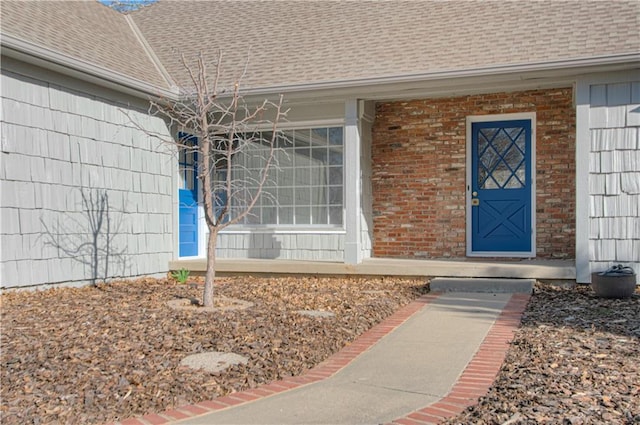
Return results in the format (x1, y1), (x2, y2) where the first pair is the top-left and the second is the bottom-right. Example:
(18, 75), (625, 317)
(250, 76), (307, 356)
(598, 217), (613, 239)
(589, 174), (606, 194)
(0, 261), (19, 286)
(629, 217), (640, 239)
(612, 217), (628, 239)
(4, 153), (32, 182)
(51, 110), (68, 134)
(606, 105), (627, 128)
(28, 156), (47, 183)
(599, 151), (615, 173)
(1, 208), (20, 235)
(592, 239), (616, 261)
(621, 172), (640, 194)
(627, 104), (640, 127)
(615, 239), (634, 262)
(589, 219), (600, 238)
(589, 152), (600, 174)
(216, 231), (345, 261)
(621, 151), (640, 172)
(605, 174), (620, 195)
(590, 129), (604, 151)
(589, 195), (603, 217)
(615, 128), (639, 149)
(1, 73), (50, 105)
(602, 192), (639, 217)
(589, 106), (608, 129)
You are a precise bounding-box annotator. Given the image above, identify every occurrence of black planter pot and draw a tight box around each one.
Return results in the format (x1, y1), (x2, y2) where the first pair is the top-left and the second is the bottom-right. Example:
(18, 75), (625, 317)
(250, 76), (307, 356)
(591, 271), (637, 299)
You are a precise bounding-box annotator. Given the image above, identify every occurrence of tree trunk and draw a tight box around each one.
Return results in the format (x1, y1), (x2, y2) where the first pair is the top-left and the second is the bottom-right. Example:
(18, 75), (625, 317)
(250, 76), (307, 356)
(202, 228), (218, 307)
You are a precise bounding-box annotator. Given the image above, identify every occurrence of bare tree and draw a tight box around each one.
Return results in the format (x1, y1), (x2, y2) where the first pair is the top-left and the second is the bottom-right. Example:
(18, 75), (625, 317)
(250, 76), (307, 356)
(147, 53), (286, 307)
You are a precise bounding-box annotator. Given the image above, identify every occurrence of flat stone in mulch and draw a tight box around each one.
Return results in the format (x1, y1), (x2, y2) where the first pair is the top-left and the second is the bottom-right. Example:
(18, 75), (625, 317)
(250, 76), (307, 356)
(166, 296), (254, 312)
(180, 352), (249, 373)
(295, 310), (335, 318)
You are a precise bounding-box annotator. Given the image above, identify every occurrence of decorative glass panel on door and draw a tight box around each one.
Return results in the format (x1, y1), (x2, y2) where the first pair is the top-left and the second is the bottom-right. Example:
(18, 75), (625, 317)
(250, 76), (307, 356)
(477, 126), (526, 190)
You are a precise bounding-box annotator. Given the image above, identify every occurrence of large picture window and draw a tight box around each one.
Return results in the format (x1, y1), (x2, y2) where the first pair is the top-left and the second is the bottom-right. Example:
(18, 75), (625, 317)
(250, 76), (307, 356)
(229, 126), (344, 226)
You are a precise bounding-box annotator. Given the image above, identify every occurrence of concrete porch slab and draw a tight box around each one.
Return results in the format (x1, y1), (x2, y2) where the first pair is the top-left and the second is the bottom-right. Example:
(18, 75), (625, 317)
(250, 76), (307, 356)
(430, 277), (535, 293)
(169, 257), (575, 280)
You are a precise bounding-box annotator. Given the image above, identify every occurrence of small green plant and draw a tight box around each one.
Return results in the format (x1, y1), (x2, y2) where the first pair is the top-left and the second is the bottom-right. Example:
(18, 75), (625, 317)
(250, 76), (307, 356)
(171, 268), (190, 284)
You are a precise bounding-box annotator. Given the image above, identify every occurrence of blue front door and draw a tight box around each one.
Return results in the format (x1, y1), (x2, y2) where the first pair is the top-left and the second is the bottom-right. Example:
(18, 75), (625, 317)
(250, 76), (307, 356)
(470, 119), (532, 254)
(178, 134), (198, 257)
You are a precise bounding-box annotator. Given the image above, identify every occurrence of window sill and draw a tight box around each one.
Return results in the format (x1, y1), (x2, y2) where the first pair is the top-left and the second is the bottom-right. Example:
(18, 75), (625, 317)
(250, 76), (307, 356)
(217, 227), (346, 235)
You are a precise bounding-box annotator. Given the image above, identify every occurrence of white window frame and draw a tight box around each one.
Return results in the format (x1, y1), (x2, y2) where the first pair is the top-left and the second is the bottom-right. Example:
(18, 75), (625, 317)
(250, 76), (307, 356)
(221, 122), (346, 232)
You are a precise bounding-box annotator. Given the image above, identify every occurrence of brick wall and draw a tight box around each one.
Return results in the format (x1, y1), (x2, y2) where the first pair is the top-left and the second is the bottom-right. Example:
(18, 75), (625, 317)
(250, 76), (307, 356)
(371, 88), (575, 259)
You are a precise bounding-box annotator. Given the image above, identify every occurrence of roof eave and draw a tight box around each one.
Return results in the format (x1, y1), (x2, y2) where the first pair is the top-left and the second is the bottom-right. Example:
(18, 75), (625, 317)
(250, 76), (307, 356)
(0, 32), (180, 100)
(240, 53), (640, 100)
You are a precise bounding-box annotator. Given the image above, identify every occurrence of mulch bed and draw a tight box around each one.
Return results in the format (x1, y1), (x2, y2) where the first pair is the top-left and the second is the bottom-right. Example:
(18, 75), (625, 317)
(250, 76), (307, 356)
(444, 282), (640, 425)
(3, 278), (639, 425)
(0, 276), (427, 424)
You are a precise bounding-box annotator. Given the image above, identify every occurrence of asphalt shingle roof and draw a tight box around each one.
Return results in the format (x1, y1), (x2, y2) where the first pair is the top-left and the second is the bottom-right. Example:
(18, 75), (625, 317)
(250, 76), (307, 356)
(1, 0), (170, 89)
(130, 0), (640, 91)
(1, 0), (638, 93)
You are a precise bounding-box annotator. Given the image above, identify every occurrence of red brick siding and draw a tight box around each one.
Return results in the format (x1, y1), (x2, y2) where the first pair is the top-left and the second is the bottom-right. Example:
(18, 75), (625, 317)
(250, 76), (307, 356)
(371, 88), (575, 259)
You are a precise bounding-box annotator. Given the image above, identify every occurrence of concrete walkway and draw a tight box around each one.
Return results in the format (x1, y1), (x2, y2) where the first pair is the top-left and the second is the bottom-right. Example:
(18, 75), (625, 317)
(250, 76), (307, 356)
(116, 292), (530, 425)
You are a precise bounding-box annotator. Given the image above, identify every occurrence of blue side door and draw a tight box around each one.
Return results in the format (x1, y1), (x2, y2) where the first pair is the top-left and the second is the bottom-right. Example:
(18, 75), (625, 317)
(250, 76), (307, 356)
(471, 119), (532, 254)
(178, 134), (198, 257)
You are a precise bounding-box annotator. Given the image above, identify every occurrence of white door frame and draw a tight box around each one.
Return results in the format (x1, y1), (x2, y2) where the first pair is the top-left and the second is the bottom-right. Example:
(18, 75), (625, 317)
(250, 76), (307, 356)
(465, 112), (537, 257)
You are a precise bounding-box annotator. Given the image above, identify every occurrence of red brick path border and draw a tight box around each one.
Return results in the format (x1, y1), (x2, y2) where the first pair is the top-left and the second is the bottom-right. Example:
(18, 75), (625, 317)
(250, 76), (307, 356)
(108, 292), (529, 425)
(387, 293), (531, 425)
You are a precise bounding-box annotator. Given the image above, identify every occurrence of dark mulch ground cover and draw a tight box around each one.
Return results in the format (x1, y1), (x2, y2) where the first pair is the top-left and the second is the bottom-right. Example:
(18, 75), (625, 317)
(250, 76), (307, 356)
(445, 283), (640, 425)
(0, 276), (426, 424)
(3, 278), (639, 425)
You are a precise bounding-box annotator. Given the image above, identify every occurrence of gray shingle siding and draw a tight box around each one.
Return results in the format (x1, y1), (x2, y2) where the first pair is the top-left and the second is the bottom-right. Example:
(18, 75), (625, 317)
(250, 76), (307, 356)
(588, 81), (640, 282)
(0, 61), (174, 289)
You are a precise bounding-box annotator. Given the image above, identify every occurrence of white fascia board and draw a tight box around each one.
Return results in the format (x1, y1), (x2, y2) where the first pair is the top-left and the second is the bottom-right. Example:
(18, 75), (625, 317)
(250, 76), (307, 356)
(0, 33), (179, 100)
(240, 53), (640, 101)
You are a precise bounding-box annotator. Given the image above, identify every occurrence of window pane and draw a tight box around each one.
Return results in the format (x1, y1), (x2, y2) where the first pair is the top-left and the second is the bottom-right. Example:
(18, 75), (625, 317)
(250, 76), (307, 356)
(329, 127), (343, 145)
(312, 127), (328, 141)
(262, 207), (277, 223)
(294, 148), (312, 167)
(280, 207), (294, 224)
(329, 148), (343, 165)
(312, 205), (328, 224)
(295, 207), (310, 224)
(278, 167), (294, 186)
(310, 186), (327, 204)
(278, 187), (294, 205)
(245, 208), (261, 224)
(311, 147), (328, 164)
(295, 168), (310, 185)
(329, 186), (342, 205)
(295, 187), (311, 205)
(226, 127), (344, 226)
(329, 207), (343, 225)
(328, 167), (342, 185)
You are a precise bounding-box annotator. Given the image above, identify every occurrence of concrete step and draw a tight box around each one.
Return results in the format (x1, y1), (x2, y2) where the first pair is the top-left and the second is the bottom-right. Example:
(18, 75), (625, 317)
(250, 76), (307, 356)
(430, 277), (534, 294)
